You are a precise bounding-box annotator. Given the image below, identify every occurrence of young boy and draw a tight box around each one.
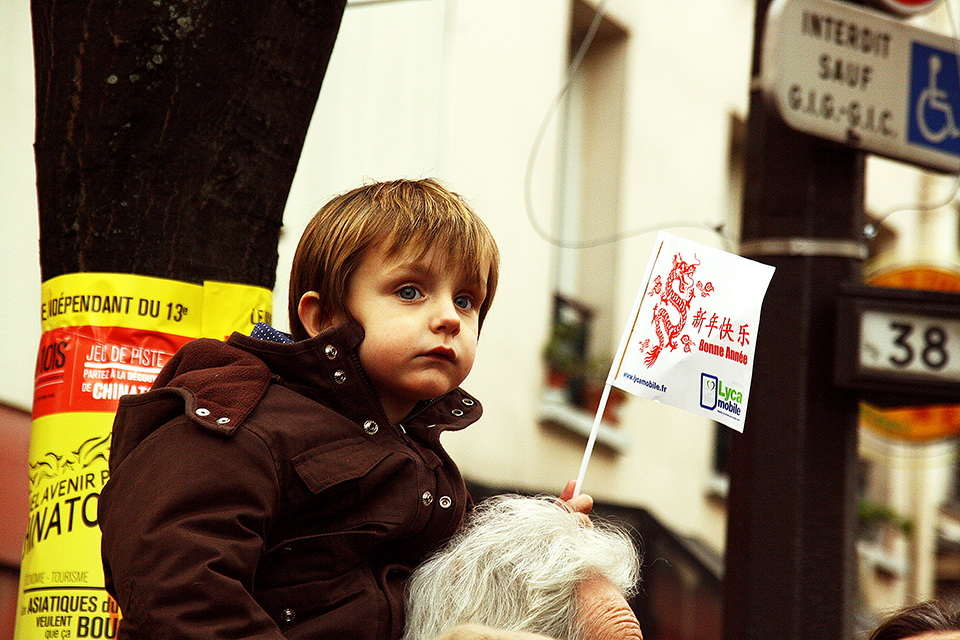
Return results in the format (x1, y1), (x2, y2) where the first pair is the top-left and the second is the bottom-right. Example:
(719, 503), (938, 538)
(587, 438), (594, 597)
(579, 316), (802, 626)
(98, 179), (501, 640)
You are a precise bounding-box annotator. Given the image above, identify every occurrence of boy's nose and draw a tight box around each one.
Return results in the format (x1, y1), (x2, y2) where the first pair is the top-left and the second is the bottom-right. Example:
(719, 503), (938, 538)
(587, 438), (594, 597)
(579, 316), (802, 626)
(431, 299), (461, 335)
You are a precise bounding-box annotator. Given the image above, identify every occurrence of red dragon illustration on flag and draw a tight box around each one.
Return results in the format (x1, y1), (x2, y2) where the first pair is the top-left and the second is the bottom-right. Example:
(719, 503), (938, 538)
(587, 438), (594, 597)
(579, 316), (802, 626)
(641, 251), (714, 367)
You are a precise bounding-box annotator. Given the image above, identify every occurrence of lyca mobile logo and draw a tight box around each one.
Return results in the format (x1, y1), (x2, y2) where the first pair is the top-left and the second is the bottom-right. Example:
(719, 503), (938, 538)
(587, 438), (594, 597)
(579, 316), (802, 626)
(700, 373), (743, 416)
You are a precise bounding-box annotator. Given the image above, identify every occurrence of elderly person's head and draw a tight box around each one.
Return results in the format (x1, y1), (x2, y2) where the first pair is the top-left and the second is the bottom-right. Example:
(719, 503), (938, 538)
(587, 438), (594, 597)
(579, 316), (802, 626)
(402, 495), (642, 640)
(870, 600), (960, 640)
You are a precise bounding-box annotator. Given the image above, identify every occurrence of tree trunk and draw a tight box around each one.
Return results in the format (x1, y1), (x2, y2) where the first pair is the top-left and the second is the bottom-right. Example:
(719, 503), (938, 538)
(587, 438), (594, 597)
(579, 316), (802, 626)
(33, 0), (347, 287)
(19, 3), (344, 637)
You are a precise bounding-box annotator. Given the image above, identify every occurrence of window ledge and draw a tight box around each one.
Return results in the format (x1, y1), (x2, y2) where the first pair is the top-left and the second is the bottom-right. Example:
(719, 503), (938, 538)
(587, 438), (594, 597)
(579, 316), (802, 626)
(537, 389), (631, 453)
(704, 473), (729, 502)
(856, 540), (908, 579)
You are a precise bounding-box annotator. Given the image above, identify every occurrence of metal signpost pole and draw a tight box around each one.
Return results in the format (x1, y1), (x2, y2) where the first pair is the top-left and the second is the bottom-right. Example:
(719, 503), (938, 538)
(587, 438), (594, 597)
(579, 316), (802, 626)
(722, 0), (865, 637)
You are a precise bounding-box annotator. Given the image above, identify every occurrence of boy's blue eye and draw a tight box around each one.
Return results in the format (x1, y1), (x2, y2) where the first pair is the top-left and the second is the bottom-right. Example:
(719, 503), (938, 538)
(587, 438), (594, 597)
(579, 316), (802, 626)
(398, 286), (421, 301)
(454, 296), (474, 311)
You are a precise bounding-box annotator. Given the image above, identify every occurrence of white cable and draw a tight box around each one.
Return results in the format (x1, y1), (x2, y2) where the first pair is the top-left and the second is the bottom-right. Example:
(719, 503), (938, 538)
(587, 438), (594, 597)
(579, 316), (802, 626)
(523, 0), (731, 250)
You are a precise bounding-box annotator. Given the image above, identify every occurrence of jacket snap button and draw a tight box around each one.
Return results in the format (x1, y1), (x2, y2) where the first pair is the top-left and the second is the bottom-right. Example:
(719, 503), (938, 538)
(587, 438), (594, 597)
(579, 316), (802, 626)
(439, 495), (452, 509)
(363, 420), (379, 435)
(333, 370), (347, 384)
(451, 409), (464, 417)
(422, 491), (434, 506)
(280, 608), (296, 623)
(216, 417), (230, 425)
(195, 408), (210, 417)
(461, 398), (475, 406)
(324, 344), (338, 359)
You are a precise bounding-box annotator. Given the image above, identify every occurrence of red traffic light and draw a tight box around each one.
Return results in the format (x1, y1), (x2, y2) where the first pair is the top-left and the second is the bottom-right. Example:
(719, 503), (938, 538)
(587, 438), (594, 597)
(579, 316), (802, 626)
(867, 0), (942, 16)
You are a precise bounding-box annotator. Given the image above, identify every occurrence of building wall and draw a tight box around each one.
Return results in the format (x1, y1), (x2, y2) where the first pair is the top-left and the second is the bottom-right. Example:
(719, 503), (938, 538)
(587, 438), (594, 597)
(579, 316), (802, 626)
(3, 0), (759, 591)
(0, 0), (42, 412)
(264, 0), (759, 556)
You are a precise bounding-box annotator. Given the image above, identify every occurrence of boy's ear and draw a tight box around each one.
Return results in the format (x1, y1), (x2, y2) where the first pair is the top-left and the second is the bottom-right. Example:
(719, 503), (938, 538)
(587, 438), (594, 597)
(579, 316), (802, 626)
(297, 292), (324, 338)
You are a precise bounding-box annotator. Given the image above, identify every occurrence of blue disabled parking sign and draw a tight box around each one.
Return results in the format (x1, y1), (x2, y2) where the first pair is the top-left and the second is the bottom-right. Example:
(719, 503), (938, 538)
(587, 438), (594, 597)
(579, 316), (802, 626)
(908, 41), (960, 156)
(763, 0), (960, 172)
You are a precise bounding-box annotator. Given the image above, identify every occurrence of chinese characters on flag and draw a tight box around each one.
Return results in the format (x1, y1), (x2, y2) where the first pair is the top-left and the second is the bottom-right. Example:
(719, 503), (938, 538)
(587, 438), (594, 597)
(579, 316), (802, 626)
(609, 232), (775, 431)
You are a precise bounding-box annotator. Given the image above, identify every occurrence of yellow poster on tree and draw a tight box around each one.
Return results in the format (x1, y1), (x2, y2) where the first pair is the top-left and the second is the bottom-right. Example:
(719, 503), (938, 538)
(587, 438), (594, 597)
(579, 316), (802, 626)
(16, 273), (271, 640)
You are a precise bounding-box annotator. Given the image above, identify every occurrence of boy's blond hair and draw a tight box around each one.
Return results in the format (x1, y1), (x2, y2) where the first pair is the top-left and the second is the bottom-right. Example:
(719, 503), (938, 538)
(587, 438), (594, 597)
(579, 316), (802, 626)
(288, 178), (500, 342)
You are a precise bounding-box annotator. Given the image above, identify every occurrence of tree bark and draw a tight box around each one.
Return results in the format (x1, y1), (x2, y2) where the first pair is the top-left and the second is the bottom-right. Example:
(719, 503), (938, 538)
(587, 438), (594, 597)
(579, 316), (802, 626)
(33, 0), (347, 287)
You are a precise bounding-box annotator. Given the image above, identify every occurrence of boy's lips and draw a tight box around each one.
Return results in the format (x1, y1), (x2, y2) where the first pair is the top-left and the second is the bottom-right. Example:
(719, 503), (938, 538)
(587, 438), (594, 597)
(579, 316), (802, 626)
(423, 346), (456, 362)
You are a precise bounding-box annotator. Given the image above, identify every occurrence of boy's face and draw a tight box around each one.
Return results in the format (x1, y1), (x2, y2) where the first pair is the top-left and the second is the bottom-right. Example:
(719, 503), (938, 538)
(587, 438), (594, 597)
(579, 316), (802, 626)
(341, 242), (487, 424)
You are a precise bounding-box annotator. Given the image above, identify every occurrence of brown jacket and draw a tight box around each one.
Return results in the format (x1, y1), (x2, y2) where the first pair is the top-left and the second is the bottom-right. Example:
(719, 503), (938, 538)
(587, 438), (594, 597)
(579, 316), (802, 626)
(99, 321), (479, 639)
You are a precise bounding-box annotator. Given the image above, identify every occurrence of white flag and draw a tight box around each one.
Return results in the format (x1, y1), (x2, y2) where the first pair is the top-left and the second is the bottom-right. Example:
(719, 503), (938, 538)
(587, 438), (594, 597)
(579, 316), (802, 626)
(608, 232), (775, 431)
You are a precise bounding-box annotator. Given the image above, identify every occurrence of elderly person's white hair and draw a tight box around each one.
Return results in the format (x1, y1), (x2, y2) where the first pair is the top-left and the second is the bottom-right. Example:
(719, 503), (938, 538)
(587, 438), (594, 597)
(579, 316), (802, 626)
(402, 494), (641, 640)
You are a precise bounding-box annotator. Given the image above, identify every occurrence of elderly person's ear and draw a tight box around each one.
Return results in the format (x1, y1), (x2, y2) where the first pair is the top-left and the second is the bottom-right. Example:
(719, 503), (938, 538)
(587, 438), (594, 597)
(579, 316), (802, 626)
(577, 576), (643, 640)
(435, 624), (556, 640)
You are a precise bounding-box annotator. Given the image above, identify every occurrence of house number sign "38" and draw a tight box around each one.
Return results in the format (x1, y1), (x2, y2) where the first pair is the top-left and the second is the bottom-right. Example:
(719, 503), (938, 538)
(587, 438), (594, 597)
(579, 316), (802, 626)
(835, 284), (960, 409)
(860, 309), (959, 380)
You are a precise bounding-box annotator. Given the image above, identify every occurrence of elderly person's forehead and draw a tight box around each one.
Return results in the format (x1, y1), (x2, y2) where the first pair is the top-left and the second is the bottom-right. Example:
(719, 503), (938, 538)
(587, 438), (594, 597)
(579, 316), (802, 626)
(402, 495), (643, 640)
(577, 576), (643, 640)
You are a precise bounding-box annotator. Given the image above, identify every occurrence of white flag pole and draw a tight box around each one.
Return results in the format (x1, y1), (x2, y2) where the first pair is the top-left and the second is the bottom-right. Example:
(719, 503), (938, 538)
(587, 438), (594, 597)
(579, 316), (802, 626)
(572, 382), (612, 497)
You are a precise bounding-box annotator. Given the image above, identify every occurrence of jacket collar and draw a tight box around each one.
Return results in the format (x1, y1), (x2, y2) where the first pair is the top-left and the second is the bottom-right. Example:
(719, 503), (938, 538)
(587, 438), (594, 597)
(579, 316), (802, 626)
(161, 320), (481, 435)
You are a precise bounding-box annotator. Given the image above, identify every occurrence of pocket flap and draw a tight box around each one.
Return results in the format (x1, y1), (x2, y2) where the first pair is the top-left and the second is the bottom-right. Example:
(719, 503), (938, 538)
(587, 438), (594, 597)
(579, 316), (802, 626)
(292, 439), (393, 494)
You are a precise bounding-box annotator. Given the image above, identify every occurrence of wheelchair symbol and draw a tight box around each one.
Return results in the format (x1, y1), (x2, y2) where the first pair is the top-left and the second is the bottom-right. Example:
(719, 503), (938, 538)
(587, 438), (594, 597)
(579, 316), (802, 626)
(915, 54), (960, 144)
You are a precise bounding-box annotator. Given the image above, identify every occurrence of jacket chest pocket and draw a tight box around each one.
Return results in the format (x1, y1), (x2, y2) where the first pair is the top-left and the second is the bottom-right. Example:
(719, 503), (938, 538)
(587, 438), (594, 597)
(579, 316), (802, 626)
(292, 438), (432, 529)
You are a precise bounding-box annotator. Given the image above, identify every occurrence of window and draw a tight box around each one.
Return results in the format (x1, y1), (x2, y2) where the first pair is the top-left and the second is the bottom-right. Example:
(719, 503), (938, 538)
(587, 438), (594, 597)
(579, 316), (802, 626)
(550, 0), (628, 375)
(539, 2), (629, 450)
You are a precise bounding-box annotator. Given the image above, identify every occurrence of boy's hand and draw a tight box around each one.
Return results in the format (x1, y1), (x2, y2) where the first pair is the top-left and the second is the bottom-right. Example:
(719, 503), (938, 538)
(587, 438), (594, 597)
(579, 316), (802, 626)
(558, 479), (593, 526)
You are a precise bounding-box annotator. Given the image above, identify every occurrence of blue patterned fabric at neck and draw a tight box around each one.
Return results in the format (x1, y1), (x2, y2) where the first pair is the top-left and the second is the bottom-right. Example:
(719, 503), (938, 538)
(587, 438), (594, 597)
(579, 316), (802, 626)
(250, 322), (294, 344)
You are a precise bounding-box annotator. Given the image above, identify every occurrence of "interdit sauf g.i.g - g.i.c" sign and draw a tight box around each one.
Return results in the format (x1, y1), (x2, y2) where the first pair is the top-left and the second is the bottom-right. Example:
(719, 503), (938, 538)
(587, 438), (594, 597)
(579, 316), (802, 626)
(761, 0), (960, 173)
